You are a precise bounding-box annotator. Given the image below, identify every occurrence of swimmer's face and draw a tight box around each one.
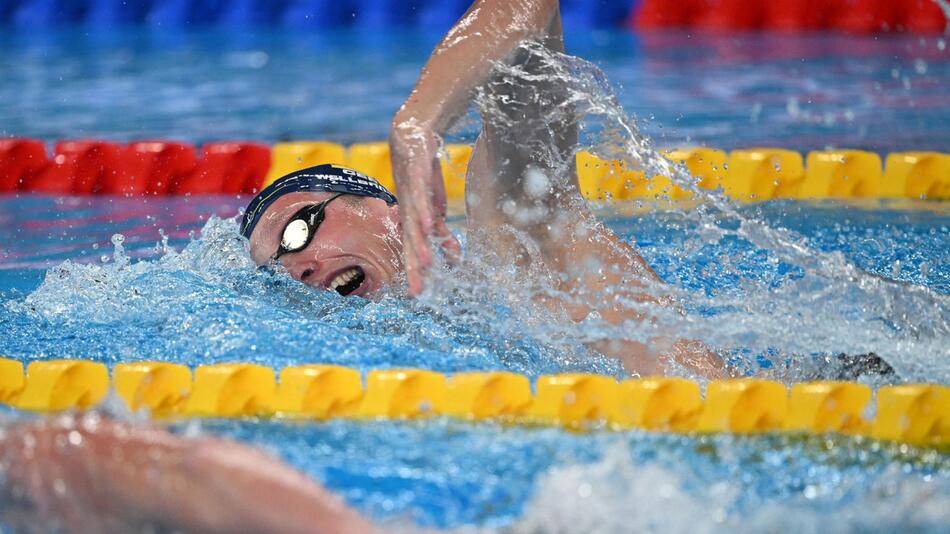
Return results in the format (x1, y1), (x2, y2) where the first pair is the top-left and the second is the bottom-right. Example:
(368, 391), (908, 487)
(249, 192), (403, 297)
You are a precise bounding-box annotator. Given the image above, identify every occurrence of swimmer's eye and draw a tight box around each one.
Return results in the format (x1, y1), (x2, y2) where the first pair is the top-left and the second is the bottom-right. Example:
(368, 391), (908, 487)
(270, 192), (346, 262)
(281, 219), (311, 250)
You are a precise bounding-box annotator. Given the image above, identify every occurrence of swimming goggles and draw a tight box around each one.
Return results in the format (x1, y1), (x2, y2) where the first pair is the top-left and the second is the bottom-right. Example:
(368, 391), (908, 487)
(269, 193), (346, 262)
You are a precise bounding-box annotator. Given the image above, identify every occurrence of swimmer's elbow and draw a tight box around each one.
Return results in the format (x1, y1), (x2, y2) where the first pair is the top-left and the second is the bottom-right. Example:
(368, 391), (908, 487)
(478, 0), (559, 17)
(390, 111), (438, 143)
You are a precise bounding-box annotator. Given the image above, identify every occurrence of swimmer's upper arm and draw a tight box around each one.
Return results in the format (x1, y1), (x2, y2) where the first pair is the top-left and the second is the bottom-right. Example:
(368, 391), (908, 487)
(391, 0), (562, 135)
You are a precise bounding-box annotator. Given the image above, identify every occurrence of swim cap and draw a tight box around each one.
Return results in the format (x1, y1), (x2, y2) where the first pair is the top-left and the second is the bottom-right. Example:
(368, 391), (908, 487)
(240, 164), (397, 239)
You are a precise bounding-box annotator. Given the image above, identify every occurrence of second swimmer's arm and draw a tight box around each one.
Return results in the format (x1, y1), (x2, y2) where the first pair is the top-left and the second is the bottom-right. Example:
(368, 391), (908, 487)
(0, 416), (374, 533)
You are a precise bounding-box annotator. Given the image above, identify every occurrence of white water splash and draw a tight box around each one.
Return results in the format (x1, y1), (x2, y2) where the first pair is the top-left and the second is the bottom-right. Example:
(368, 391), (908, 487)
(12, 215), (256, 323)
(460, 42), (950, 383)
(502, 443), (950, 534)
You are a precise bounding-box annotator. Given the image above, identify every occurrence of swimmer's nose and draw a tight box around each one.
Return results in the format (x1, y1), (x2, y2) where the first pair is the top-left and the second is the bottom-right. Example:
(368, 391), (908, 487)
(283, 257), (322, 284)
(283, 234), (347, 285)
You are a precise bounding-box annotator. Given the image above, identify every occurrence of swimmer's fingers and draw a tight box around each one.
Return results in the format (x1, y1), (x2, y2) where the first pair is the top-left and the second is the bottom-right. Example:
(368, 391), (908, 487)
(390, 121), (446, 295)
(396, 159), (435, 296)
(184, 436), (376, 533)
(405, 207), (460, 296)
(425, 155), (461, 266)
(400, 203), (432, 296)
(435, 219), (462, 265)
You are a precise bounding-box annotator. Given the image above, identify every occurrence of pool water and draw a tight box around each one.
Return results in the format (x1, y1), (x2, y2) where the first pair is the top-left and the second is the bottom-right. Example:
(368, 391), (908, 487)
(1, 24), (949, 532)
(1, 196), (948, 530)
(2, 197), (947, 375)
(1, 28), (948, 152)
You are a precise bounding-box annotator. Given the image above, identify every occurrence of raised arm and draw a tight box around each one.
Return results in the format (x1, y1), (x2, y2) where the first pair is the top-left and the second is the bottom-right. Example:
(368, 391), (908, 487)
(392, 0), (722, 378)
(390, 0), (562, 295)
(0, 415), (374, 533)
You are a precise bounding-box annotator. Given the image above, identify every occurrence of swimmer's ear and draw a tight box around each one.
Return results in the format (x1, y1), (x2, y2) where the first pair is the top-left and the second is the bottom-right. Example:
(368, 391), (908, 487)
(245, 230), (269, 266)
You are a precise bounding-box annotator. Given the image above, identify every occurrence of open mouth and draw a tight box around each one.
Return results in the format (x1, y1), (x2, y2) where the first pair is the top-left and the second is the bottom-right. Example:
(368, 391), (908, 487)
(328, 266), (365, 296)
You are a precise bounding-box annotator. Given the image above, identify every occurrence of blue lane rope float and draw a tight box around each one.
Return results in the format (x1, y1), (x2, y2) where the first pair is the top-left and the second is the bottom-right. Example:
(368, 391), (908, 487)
(1, 0), (944, 33)
(1, 358), (947, 448)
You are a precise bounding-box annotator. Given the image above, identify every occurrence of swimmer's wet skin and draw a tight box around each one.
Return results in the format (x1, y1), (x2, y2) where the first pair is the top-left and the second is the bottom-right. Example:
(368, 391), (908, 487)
(245, 168), (726, 377)
(0, 415), (376, 533)
(244, 164), (403, 298)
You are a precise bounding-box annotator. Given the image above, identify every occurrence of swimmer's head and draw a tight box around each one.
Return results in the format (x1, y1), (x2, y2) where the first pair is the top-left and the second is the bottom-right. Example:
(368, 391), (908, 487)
(242, 164), (403, 297)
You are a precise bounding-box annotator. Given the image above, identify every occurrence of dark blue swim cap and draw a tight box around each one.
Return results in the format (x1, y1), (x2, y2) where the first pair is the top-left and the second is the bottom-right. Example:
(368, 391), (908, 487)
(241, 164), (397, 239)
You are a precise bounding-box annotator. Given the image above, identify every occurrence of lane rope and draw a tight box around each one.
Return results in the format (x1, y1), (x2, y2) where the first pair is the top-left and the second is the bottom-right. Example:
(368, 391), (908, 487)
(1, 358), (947, 448)
(1, 139), (948, 201)
(1, 0), (944, 34)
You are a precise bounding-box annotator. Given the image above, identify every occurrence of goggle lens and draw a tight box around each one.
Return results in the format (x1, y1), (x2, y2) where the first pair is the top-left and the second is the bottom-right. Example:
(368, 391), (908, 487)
(281, 218), (311, 251)
(270, 193), (346, 261)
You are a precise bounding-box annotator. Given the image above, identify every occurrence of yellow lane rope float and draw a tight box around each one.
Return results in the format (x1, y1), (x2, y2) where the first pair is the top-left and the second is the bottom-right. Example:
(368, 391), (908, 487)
(1, 359), (947, 448)
(266, 142), (950, 201)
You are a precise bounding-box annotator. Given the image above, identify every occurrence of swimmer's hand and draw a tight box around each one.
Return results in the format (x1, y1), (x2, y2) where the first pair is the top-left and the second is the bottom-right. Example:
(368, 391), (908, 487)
(390, 117), (462, 296)
(0, 415), (375, 533)
(390, 0), (561, 295)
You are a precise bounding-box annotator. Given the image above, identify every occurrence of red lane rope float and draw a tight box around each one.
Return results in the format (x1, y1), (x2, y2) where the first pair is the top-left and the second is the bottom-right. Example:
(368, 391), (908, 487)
(630, 0), (948, 33)
(42, 140), (126, 195)
(0, 139), (47, 193)
(0, 139), (270, 196)
(190, 142), (271, 195)
(126, 141), (199, 196)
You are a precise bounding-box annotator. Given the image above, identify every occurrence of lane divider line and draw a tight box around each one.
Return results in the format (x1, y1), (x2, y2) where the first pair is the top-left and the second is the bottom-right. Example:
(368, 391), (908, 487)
(2, 139), (947, 201)
(1, 358), (947, 448)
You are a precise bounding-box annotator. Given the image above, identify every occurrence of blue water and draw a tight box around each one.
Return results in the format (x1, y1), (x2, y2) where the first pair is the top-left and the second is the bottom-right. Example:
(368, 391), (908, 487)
(1, 196), (948, 530)
(1, 28), (949, 152)
(1, 24), (950, 532)
(1, 197), (947, 372)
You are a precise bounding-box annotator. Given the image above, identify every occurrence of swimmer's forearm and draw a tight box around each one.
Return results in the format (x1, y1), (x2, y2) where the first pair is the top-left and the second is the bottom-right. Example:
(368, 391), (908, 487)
(591, 338), (726, 379)
(392, 0), (560, 134)
(0, 417), (374, 533)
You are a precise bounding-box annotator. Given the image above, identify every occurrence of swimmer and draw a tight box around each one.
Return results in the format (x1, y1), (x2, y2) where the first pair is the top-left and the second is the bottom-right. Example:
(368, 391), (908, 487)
(2, 4), (679, 531)
(0, 0), (888, 531)
(242, 0), (724, 379)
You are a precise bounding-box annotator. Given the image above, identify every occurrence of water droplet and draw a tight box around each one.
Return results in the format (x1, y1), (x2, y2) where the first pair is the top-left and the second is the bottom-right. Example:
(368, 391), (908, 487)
(577, 482), (592, 498)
